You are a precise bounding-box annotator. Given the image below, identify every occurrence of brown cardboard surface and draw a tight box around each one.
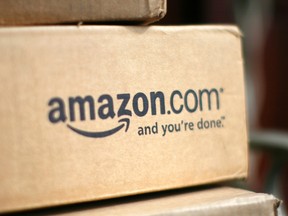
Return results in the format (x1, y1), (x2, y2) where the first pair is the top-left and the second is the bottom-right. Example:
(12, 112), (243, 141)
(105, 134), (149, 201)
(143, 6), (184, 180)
(51, 187), (281, 216)
(0, 0), (166, 26)
(6, 187), (280, 215)
(0, 25), (247, 212)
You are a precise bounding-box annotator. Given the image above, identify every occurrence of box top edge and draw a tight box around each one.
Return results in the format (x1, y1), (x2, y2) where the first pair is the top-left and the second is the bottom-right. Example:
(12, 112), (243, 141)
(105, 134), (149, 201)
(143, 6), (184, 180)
(0, 25), (241, 35)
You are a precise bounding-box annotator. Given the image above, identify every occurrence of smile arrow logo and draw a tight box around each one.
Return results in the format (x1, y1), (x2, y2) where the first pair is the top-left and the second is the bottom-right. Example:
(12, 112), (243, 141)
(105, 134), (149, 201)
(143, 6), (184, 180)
(66, 118), (130, 138)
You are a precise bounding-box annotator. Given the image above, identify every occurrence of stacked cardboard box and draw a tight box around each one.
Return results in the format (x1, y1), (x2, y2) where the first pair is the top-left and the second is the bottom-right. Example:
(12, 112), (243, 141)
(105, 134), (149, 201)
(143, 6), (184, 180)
(0, 0), (166, 25)
(0, 0), (280, 215)
(29, 187), (280, 216)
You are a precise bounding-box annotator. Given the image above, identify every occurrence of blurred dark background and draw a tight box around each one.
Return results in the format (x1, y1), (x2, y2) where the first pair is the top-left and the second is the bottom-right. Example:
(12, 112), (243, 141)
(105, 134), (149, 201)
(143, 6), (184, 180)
(157, 0), (288, 215)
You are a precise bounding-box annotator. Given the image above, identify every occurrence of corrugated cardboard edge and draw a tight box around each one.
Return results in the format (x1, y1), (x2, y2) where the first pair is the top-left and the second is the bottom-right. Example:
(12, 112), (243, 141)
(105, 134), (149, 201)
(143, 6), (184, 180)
(141, 0), (167, 24)
(174, 193), (281, 216)
(0, 25), (241, 37)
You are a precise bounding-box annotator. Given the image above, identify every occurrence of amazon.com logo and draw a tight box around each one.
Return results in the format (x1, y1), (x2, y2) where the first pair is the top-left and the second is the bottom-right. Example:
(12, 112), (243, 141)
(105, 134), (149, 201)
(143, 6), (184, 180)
(48, 88), (222, 138)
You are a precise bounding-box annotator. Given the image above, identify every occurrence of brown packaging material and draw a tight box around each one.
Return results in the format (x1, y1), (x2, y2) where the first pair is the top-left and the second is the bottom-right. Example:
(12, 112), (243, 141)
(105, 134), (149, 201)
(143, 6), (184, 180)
(45, 187), (281, 216)
(0, 0), (166, 26)
(0, 25), (247, 212)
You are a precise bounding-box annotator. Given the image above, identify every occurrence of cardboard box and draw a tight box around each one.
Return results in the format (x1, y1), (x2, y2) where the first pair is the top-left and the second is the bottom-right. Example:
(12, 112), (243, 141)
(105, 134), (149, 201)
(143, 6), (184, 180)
(0, 25), (247, 212)
(0, 0), (166, 26)
(61, 187), (281, 216)
(11, 187), (281, 215)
